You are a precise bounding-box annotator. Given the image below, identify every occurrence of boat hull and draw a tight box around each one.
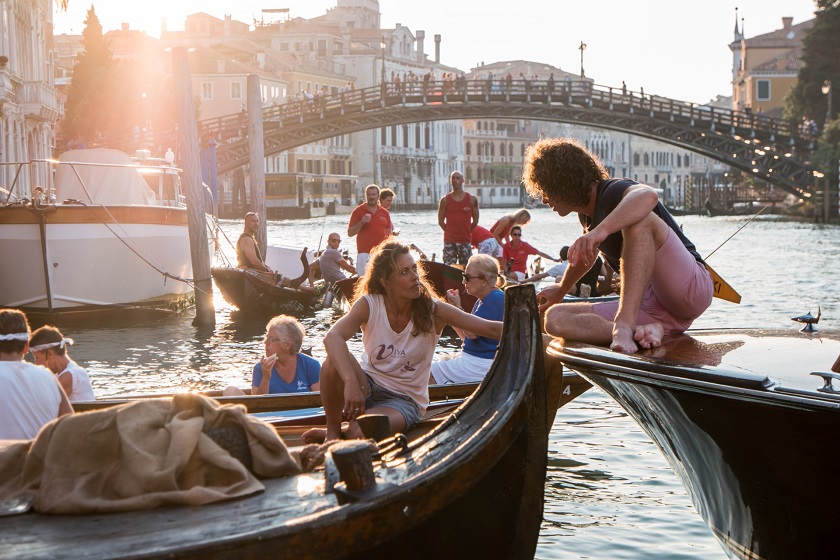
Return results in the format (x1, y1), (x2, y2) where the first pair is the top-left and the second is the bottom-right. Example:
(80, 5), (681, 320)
(0, 285), (550, 560)
(551, 329), (840, 560)
(0, 205), (200, 317)
(211, 267), (322, 313)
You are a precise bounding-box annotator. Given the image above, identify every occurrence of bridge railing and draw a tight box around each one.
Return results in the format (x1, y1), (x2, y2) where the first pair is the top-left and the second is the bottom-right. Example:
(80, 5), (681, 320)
(80, 79), (806, 159)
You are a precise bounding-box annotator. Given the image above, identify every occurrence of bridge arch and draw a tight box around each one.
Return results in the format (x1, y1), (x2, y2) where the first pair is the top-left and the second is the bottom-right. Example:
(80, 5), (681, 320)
(207, 80), (818, 199)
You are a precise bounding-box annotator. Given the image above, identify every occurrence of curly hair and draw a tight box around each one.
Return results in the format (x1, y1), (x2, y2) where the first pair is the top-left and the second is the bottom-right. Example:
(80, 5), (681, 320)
(354, 239), (438, 336)
(521, 137), (609, 207)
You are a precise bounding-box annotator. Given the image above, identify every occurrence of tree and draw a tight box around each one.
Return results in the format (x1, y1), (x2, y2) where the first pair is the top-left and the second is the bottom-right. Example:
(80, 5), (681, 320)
(785, 1), (840, 128)
(60, 6), (114, 147)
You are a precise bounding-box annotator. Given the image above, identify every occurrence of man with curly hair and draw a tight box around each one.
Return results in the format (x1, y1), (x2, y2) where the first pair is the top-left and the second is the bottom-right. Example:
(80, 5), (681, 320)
(521, 138), (713, 353)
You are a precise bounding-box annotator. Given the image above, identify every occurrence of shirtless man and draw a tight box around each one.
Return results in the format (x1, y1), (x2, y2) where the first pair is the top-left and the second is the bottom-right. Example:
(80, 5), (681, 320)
(521, 138), (713, 353)
(437, 171), (478, 266)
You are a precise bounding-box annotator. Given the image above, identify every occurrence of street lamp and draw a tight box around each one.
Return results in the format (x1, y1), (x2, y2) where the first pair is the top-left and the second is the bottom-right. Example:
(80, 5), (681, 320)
(380, 38), (387, 88)
(579, 41), (587, 78)
(822, 79), (832, 130)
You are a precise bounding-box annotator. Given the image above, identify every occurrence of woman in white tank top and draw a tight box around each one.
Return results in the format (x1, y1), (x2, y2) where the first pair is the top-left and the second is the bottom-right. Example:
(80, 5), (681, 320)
(302, 240), (504, 444)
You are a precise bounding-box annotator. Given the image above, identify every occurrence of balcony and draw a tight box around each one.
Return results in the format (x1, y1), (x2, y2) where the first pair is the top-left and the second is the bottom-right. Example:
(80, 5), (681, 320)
(329, 145), (352, 156)
(18, 81), (59, 122)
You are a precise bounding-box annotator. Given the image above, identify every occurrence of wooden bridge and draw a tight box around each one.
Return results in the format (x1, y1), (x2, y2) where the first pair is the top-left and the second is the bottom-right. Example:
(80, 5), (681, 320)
(194, 80), (818, 199)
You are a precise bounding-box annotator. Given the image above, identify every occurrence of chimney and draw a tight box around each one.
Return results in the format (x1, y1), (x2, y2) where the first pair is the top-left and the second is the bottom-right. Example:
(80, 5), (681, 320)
(782, 17), (793, 29)
(416, 30), (425, 63)
(224, 14), (231, 37)
(161, 17), (167, 35)
(434, 34), (441, 64)
(121, 23), (129, 32)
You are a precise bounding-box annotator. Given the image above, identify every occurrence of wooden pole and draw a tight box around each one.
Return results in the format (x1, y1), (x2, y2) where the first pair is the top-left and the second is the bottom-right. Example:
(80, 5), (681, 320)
(173, 47), (215, 326)
(247, 74), (267, 256)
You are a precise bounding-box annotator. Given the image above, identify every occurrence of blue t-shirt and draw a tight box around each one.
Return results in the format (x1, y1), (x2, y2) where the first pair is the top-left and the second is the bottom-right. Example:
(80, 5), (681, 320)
(251, 353), (321, 393)
(463, 289), (504, 359)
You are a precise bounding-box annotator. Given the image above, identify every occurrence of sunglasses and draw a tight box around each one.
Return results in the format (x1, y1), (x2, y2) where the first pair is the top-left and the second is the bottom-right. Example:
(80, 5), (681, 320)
(511, 233), (522, 237)
(328, 238), (341, 243)
(462, 272), (483, 282)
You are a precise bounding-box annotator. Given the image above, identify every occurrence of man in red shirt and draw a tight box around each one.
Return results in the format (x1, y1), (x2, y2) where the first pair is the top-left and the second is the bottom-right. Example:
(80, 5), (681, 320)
(437, 171), (478, 266)
(348, 184), (393, 276)
(502, 225), (558, 281)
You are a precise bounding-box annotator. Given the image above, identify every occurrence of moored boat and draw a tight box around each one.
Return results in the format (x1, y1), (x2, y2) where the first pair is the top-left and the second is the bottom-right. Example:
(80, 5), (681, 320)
(550, 326), (840, 559)
(0, 284), (552, 559)
(0, 149), (213, 321)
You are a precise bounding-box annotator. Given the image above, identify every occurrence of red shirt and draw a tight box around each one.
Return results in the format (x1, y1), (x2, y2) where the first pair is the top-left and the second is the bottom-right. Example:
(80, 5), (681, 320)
(443, 192), (473, 244)
(470, 225), (494, 247)
(349, 204), (392, 253)
(503, 241), (538, 274)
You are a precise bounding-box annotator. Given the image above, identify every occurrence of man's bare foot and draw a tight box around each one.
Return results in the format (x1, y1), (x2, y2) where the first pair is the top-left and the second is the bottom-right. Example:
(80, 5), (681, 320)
(610, 324), (639, 354)
(634, 323), (664, 349)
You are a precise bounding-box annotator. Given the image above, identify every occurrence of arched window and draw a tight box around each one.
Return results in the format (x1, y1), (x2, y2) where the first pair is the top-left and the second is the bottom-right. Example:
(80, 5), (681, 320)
(466, 167), (473, 180)
(477, 143), (483, 156)
(466, 141), (471, 156)
(643, 153), (649, 166)
(509, 143), (514, 158)
(633, 153), (640, 166)
(500, 143), (506, 157)
(490, 143), (495, 157)
(683, 154), (690, 166)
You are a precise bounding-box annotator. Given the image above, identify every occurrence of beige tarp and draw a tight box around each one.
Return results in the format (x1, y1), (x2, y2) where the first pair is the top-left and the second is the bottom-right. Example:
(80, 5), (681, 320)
(56, 149), (157, 206)
(0, 394), (302, 514)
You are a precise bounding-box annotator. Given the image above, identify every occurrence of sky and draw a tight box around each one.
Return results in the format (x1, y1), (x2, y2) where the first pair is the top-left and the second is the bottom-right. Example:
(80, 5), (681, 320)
(53, 0), (818, 105)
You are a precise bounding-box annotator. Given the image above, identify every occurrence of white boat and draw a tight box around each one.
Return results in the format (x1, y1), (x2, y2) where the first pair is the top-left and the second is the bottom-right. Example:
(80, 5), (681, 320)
(0, 149), (214, 320)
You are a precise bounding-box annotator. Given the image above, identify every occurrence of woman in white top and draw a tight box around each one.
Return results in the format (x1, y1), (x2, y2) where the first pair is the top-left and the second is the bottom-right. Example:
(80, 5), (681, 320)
(30, 325), (95, 402)
(303, 239), (503, 443)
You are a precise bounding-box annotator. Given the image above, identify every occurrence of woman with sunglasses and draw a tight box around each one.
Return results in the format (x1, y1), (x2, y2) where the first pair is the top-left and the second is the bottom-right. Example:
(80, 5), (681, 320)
(431, 254), (505, 384)
(302, 239), (502, 443)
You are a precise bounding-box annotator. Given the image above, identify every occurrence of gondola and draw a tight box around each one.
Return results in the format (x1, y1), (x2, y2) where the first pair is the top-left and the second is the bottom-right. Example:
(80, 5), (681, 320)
(0, 285), (554, 559)
(549, 321), (840, 560)
(212, 247), (324, 314)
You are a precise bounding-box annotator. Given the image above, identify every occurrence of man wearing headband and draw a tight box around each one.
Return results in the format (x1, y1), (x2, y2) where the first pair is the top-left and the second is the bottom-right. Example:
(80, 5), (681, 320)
(30, 325), (95, 402)
(0, 308), (73, 440)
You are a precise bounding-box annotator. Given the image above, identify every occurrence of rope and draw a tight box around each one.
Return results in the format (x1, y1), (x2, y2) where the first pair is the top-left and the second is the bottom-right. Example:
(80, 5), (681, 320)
(704, 204), (769, 261)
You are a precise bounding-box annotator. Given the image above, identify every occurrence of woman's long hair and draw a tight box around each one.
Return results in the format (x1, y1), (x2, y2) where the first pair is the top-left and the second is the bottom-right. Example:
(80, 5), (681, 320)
(353, 239), (438, 336)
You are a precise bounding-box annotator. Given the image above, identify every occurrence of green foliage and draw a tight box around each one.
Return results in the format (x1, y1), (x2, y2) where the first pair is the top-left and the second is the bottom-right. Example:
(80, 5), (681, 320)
(60, 6), (114, 146)
(785, 2), (840, 125)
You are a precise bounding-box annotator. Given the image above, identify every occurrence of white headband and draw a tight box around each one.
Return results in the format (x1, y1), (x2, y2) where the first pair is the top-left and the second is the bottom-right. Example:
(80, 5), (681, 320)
(29, 338), (74, 353)
(0, 333), (29, 341)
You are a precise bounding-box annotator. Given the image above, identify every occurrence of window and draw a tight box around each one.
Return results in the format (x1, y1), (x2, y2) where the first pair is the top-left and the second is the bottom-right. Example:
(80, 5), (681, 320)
(201, 82), (213, 100)
(230, 82), (242, 100)
(756, 80), (771, 101)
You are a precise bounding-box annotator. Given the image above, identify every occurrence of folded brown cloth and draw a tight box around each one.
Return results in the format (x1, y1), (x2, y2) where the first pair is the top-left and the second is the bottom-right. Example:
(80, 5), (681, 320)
(0, 394), (302, 514)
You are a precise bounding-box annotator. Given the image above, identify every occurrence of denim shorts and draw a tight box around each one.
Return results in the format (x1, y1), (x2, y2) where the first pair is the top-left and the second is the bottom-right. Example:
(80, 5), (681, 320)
(364, 374), (422, 430)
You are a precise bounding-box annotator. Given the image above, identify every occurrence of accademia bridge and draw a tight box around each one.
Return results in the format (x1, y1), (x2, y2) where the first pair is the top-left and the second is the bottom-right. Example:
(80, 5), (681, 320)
(198, 79), (819, 199)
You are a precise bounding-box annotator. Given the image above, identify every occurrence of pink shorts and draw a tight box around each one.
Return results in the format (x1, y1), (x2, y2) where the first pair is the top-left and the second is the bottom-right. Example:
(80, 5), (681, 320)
(591, 229), (713, 334)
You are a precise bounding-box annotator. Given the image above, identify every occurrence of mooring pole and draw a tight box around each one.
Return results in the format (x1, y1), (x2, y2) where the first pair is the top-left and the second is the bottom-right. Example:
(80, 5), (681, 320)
(247, 74), (268, 257)
(173, 47), (215, 326)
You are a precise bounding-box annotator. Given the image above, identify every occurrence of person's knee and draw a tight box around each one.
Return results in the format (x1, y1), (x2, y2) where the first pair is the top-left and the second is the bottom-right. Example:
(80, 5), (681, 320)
(544, 304), (569, 336)
(624, 212), (669, 247)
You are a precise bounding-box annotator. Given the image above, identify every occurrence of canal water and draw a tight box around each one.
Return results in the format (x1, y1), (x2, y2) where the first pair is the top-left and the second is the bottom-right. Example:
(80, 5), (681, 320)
(61, 207), (839, 559)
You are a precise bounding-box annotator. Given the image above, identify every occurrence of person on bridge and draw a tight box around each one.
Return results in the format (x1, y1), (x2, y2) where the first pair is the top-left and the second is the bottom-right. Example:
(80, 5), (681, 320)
(437, 171), (478, 267)
(348, 184), (393, 276)
(522, 137), (713, 354)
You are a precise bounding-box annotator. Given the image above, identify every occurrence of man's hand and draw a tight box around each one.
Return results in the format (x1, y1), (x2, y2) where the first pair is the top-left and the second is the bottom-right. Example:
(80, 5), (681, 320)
(537, 284), (565, 313)
(567, 230), (606, 269)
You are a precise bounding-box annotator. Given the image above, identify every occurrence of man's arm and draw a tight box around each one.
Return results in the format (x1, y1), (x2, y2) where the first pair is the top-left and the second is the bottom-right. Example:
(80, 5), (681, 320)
(470, 195), (479, 231)
(568, 184), (659, 267)
(239, 237), (270, 272)
(347, 209), (363, 238)
(338, 258), (356, 274)
(437, 196), (447, 232)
